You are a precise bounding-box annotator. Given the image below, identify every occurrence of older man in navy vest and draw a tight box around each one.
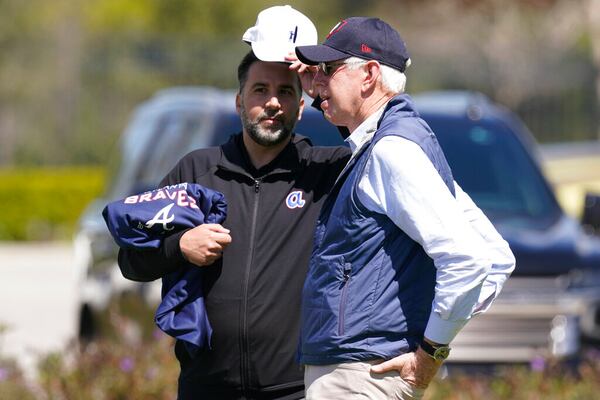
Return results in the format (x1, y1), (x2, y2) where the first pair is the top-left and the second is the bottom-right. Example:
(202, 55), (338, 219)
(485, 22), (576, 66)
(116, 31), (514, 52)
(290, 17), (515, 399)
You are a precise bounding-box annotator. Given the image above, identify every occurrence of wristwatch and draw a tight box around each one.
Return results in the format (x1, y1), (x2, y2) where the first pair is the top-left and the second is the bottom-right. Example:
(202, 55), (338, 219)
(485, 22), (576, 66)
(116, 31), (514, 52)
(419, 340), (451, 362)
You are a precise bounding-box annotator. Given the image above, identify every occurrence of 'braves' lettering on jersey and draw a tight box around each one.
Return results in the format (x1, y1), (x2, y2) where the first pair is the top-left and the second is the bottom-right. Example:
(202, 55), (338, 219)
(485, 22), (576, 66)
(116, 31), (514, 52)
(124, 184), (199, 210)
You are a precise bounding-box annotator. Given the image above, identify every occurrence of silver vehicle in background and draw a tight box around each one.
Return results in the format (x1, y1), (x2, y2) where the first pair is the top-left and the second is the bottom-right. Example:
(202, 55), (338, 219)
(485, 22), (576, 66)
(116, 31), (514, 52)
(74, 87), (600, 363)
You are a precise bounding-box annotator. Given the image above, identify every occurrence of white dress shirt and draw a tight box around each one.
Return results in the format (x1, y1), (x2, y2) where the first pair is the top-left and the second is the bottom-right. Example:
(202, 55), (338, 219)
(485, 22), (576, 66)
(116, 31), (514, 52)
(345, 104), (515, 345)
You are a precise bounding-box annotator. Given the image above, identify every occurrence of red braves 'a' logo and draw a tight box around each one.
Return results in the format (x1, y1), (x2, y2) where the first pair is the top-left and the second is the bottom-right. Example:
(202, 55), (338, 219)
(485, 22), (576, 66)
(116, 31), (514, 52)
(327, 20), (348, 38)
(361, 44), (372, 53)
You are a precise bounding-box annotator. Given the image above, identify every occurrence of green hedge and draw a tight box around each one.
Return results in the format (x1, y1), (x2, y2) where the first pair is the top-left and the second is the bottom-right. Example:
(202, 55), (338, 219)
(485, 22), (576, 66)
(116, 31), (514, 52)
(0, 167), (106, 241)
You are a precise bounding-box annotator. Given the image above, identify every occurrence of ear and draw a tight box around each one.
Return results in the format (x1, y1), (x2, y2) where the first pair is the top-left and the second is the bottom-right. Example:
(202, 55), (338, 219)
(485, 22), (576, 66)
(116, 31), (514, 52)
(235, 92), (242, 114)
(362, 61), (381, 92)
(297, 96), (305, 121)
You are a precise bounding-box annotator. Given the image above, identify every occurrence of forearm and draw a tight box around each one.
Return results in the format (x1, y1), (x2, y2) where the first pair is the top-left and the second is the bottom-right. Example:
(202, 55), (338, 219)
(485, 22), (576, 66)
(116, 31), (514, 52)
(423, 186), (515, 342)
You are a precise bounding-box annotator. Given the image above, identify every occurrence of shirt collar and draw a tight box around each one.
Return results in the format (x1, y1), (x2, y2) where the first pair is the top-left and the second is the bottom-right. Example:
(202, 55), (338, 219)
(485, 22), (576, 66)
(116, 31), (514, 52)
(345, 104), (387, 156)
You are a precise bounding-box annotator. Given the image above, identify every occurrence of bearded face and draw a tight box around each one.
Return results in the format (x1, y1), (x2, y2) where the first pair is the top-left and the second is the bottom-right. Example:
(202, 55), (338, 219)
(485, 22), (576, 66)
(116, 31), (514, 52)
(236, 61), (304, 148)
(239, 99), (299, 147)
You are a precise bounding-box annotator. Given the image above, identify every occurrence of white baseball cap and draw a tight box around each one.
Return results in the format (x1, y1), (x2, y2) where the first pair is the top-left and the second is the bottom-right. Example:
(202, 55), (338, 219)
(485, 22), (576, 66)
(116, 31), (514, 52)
(242, 5), (318, 62)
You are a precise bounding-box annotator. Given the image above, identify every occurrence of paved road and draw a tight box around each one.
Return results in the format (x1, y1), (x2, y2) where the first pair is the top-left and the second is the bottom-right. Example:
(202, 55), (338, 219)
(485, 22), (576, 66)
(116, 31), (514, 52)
(0, 241), (80, 379)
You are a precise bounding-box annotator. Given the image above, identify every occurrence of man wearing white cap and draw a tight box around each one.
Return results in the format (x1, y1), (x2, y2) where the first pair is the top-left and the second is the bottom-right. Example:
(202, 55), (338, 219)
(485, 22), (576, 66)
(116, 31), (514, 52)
(118, 5), (350, 400)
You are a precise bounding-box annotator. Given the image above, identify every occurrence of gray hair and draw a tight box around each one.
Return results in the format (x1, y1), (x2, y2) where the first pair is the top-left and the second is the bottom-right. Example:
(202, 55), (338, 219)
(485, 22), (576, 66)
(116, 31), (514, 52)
(345, 56), (406, 94)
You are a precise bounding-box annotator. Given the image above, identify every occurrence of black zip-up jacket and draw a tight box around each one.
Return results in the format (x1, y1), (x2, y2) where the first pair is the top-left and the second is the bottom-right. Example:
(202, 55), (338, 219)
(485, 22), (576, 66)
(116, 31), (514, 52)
(118, 133), (350, 399)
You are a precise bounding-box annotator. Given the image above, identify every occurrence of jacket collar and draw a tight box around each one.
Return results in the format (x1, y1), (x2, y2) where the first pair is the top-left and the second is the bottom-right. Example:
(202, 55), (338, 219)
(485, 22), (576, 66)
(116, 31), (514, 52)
(218, 133), (308, 178)
(330, 93), (418, 189)
(377, 93), (419, 128)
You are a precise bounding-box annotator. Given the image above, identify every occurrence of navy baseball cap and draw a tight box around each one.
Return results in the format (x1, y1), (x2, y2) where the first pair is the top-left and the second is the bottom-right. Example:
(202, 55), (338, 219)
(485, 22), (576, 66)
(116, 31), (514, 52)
(295, 17), (411, 72)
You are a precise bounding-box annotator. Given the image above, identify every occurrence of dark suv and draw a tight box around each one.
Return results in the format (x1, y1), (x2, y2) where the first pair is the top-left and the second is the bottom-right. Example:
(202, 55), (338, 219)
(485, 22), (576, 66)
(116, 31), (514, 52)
(74, 87), (600, 361)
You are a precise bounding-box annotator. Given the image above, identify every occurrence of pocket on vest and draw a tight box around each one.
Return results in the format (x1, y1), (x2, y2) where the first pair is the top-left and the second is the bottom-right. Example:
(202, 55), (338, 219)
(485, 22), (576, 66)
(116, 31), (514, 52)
(301, 255), (345, 348)
(339, 251), (385, 339)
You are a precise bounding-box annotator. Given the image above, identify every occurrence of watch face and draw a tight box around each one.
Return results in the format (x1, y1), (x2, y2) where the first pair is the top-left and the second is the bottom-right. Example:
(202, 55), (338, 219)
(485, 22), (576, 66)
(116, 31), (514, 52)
(433, 346), (451, 361)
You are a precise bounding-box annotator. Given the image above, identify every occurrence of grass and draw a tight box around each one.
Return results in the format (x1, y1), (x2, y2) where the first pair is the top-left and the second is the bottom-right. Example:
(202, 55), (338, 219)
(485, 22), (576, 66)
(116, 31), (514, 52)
(426, 355), (600, 400)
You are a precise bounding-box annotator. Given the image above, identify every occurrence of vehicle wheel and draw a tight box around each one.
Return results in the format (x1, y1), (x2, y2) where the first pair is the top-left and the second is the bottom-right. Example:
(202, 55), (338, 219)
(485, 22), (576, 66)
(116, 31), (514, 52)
(79, 304), (97, 341)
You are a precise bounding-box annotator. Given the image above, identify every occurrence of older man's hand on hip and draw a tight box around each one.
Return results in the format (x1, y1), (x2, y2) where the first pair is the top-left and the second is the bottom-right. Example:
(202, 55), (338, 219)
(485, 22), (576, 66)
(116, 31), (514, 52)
(370, 346), (442, 389)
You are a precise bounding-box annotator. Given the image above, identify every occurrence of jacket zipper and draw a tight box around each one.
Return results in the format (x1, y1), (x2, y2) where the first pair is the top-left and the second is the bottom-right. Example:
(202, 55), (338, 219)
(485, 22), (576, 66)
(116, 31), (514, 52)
(338, 264), (351, 336)
(240, 177), (261, 396)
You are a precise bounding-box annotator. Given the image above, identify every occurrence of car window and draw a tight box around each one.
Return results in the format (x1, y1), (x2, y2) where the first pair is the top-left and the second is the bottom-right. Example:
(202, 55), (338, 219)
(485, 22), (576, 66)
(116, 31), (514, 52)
(105, 111), (171, 199)
(131, 111), (211, 193)
(211, 112), (242, 147)
(127, 107), (245, 192)
(427, 116), (561, 228)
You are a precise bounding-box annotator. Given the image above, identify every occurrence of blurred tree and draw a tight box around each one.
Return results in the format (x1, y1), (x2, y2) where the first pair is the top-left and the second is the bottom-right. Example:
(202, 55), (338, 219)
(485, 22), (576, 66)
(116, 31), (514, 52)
(587, 0), (600, 139)
(0, 0), (374, 166)
(374, 0), (598, 142)
(0, 0), (597, 167)
(0, 0), (40, 165)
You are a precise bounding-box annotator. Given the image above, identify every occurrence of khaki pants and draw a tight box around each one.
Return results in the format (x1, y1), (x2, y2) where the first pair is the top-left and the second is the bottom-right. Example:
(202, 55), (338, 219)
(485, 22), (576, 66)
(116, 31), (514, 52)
(304, 360), (425, 400)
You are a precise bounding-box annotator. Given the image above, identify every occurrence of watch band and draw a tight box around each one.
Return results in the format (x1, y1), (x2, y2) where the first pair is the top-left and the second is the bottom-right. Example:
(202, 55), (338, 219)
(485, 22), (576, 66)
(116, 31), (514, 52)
(420, 340), (451, 361)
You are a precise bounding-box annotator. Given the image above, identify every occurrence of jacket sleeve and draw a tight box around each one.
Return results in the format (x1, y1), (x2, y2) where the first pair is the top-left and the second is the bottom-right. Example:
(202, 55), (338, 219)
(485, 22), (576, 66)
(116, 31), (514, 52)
(117, 164), (189, 282)
(357, 137), (514, 344)
(118, 230), (189, 281)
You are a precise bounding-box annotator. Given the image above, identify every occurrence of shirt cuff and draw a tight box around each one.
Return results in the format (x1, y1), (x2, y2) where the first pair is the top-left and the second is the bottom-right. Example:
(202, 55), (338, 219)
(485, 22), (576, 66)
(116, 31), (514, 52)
(423, 312), (468, 345)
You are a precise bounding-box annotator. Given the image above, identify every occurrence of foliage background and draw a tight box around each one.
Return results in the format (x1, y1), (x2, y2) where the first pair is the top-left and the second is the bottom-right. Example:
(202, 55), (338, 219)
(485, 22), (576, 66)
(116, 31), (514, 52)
(2, 295), (600, 399)
(0, 0), (599, 168)
(1, 1), (600, 397)
(0, 167), (105, 240)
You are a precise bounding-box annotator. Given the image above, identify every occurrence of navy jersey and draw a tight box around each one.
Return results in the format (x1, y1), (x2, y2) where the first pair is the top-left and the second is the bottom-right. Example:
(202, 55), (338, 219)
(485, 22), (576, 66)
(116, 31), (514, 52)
(103, 182), (227, 355)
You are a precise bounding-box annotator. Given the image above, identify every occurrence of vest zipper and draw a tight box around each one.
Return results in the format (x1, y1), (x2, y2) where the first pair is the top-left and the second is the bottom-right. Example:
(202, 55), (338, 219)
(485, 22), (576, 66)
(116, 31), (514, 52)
(240, 177), (261, 396)
(338, 264), (352, 336)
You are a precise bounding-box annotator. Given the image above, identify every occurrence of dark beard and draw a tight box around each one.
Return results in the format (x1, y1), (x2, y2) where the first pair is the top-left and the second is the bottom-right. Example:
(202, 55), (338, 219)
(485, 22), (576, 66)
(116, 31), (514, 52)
(240, 105), (298, 147)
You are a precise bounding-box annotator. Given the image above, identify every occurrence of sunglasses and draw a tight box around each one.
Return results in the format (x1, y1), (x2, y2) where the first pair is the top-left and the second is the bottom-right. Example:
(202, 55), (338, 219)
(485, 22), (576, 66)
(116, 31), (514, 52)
(317, 61), (348, 76)
(317, 60), (368, 76)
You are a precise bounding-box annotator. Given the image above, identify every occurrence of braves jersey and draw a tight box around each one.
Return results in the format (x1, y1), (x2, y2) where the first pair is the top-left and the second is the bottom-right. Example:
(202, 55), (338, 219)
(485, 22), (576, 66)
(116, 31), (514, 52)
(103, 182), (227, 355)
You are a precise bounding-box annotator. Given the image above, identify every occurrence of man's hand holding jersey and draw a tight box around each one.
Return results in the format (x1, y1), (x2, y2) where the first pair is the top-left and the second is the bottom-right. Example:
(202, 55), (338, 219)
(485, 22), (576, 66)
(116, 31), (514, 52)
(180, 224), (232, 266)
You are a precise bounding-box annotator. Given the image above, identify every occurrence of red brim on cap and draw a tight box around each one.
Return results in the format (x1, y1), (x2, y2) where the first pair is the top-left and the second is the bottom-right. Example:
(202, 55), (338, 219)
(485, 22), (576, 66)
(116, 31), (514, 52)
(295, 44), (350, 65)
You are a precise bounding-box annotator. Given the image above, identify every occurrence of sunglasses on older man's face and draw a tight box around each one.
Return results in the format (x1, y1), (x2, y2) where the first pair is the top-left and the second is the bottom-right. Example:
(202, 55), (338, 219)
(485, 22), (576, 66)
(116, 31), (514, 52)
(317, 59), (368, 76)
(317, 61), (348, 76)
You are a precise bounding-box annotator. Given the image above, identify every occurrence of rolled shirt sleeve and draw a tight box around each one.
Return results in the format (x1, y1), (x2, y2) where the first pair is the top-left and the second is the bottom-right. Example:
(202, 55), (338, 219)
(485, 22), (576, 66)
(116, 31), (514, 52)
(356, 136), (515, 344)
